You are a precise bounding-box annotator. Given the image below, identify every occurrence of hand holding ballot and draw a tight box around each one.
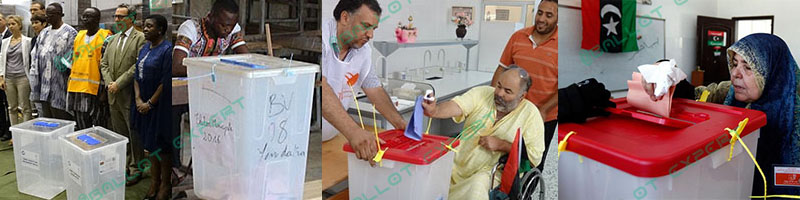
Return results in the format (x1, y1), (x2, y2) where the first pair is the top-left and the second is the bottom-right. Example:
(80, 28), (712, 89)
(421, 90), (438, 117)
(638, 59), (688, 101)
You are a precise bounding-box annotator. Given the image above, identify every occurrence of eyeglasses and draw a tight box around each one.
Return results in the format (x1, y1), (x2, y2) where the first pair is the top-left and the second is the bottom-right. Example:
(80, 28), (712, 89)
(114, 15), (128, 19)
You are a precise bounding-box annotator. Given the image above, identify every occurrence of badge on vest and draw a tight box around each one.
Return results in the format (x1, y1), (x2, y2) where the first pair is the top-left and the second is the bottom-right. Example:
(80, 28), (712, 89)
(775, 165), (800, 187)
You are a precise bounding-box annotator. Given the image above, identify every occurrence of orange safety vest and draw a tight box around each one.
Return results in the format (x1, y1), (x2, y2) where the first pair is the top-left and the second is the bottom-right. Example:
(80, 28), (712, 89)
(67, 29), (110, 95)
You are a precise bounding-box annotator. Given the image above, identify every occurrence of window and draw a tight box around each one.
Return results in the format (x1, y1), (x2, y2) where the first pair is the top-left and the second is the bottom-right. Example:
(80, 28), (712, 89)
(734, 16), (773, 41)
(484, 5), (523, 23)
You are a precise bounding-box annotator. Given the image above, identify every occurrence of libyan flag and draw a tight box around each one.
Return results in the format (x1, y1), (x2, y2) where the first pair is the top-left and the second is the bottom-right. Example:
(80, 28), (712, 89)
(499, 128), (524, 194)
(581, 0), (638, 52)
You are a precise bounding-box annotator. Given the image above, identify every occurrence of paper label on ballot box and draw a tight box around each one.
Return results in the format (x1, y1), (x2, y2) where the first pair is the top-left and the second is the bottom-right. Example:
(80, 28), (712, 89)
(98, 154), (118, 175)
(775, 166), (800, 187)
(67, 160), (82, 185)
(20, 150), (40, 170)
(193, 112), (236, 169)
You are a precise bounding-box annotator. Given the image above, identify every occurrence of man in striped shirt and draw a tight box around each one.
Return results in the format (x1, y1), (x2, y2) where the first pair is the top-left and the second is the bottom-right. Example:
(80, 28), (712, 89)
(30, 3), (77, 120)
(490, 0), (558, 172)
(172, 0), (248, 77)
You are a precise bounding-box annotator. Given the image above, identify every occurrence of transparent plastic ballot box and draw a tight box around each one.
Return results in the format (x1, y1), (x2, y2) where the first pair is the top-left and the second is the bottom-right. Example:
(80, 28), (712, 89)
(344, 130), (460, 200)
(183, 54), (319, 199)
(558, 98), (766, 199)
(10, 118), (76, 199)
(60, 126), (128, 200)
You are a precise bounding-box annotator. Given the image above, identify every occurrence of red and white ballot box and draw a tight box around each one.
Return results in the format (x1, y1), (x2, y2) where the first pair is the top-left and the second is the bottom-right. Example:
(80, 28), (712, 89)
(344, 130), (459, 200)
(558, 98), (766, 199)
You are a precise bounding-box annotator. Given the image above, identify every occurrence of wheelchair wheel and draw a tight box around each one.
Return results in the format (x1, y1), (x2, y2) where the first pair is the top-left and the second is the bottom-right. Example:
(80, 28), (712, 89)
(518, 168), (545, 200)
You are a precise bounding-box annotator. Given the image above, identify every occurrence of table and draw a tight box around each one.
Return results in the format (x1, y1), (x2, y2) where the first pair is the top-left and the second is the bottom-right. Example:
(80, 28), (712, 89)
(322, 134), (349, 190)
(172, 79), (188, 106)
(303, 180), (322, 200)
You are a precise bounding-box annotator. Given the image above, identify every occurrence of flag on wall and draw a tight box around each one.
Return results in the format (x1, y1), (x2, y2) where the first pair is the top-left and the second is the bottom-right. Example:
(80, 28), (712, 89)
(581, 0), (639, 52)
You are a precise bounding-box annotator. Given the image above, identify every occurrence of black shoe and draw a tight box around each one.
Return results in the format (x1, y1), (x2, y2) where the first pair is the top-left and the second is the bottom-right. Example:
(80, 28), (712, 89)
(0, 134), (11, 141)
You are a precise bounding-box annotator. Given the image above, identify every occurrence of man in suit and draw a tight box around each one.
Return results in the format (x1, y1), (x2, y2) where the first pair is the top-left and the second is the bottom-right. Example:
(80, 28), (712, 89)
(99, 3), (146, 186)
(29, 1), (46, 37)
(0, 13), (11, 141)
(0, 13), (11, 40)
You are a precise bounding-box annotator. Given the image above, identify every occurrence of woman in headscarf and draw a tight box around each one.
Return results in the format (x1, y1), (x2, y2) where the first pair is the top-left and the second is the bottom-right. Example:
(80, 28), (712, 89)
(646, 33), (800, 197)
(718, 33), (800, 197)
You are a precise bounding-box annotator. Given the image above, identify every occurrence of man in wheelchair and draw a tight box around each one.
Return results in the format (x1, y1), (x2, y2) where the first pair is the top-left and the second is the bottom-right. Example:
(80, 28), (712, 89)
(421, 66), (546, 200)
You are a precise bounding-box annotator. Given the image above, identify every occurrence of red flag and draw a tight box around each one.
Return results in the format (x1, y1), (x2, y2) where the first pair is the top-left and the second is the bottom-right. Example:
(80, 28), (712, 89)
(581, 0), (639, 52)
(499, 128), (522, 193)
(581, 0), (601, 50)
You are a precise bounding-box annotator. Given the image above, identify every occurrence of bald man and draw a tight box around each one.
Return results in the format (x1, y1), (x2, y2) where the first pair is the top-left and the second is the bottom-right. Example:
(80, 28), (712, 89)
(422, 65), (545, 200)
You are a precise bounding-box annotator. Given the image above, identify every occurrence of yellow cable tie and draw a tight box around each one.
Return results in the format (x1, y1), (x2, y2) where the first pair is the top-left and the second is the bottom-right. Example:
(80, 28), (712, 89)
(725, 118), (768, 200)
(372, 106), (381, 150)
(370, 106), (387, 166)
(373, 147), (388, 164)
(736, 118), (748, 136)
(441, 142), (458, 153)
(725, 128), (737, 162)
(425, 116), (433, 135)
(697, 90), (710, 102)
(558, 131), (577, 159)
(350, 85), (365, 129)
(750, 195), (800, 199)
(726, 118), (748, 161)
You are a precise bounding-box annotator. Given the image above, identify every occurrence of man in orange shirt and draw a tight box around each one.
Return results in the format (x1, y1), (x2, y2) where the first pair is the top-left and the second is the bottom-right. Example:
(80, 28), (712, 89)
(490, 0), (558, 171)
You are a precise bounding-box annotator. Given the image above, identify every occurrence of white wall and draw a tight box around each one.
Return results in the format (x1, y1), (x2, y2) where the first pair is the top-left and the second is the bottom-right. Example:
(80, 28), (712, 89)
(92, 0), (139, 10)
(561, 0), (800, 83)
(47, 0), (78, 25)
(716, 0), (800, 63)
(323, 0), (518, 78)
(1, 1), (32, 36)
(559, 0), (718, 81)
(476, 1), (536, 72)
(374, 0), (482, 76)
(93, 0), (170, 14)
(477, 21), (517, 72)
(638, 0), (718, 80)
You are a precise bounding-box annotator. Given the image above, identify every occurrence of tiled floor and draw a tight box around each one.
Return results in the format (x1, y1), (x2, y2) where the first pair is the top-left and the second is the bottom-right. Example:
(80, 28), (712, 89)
(543, 129), (559, 200)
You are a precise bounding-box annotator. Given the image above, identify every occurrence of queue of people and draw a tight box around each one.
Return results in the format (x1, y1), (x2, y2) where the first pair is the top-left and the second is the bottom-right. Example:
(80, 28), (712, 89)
(1, 2), (174, 200)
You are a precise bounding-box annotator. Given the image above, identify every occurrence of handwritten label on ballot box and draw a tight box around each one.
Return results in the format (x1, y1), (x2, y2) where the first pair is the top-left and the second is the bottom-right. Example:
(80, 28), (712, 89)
(185, 54), (318, 199)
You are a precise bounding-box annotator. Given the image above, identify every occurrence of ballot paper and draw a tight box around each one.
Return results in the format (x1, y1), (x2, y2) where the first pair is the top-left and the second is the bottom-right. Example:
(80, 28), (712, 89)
(627, 72), (676, 117)
(637, 59), (687, 99)
(404, 96), (424, 141)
